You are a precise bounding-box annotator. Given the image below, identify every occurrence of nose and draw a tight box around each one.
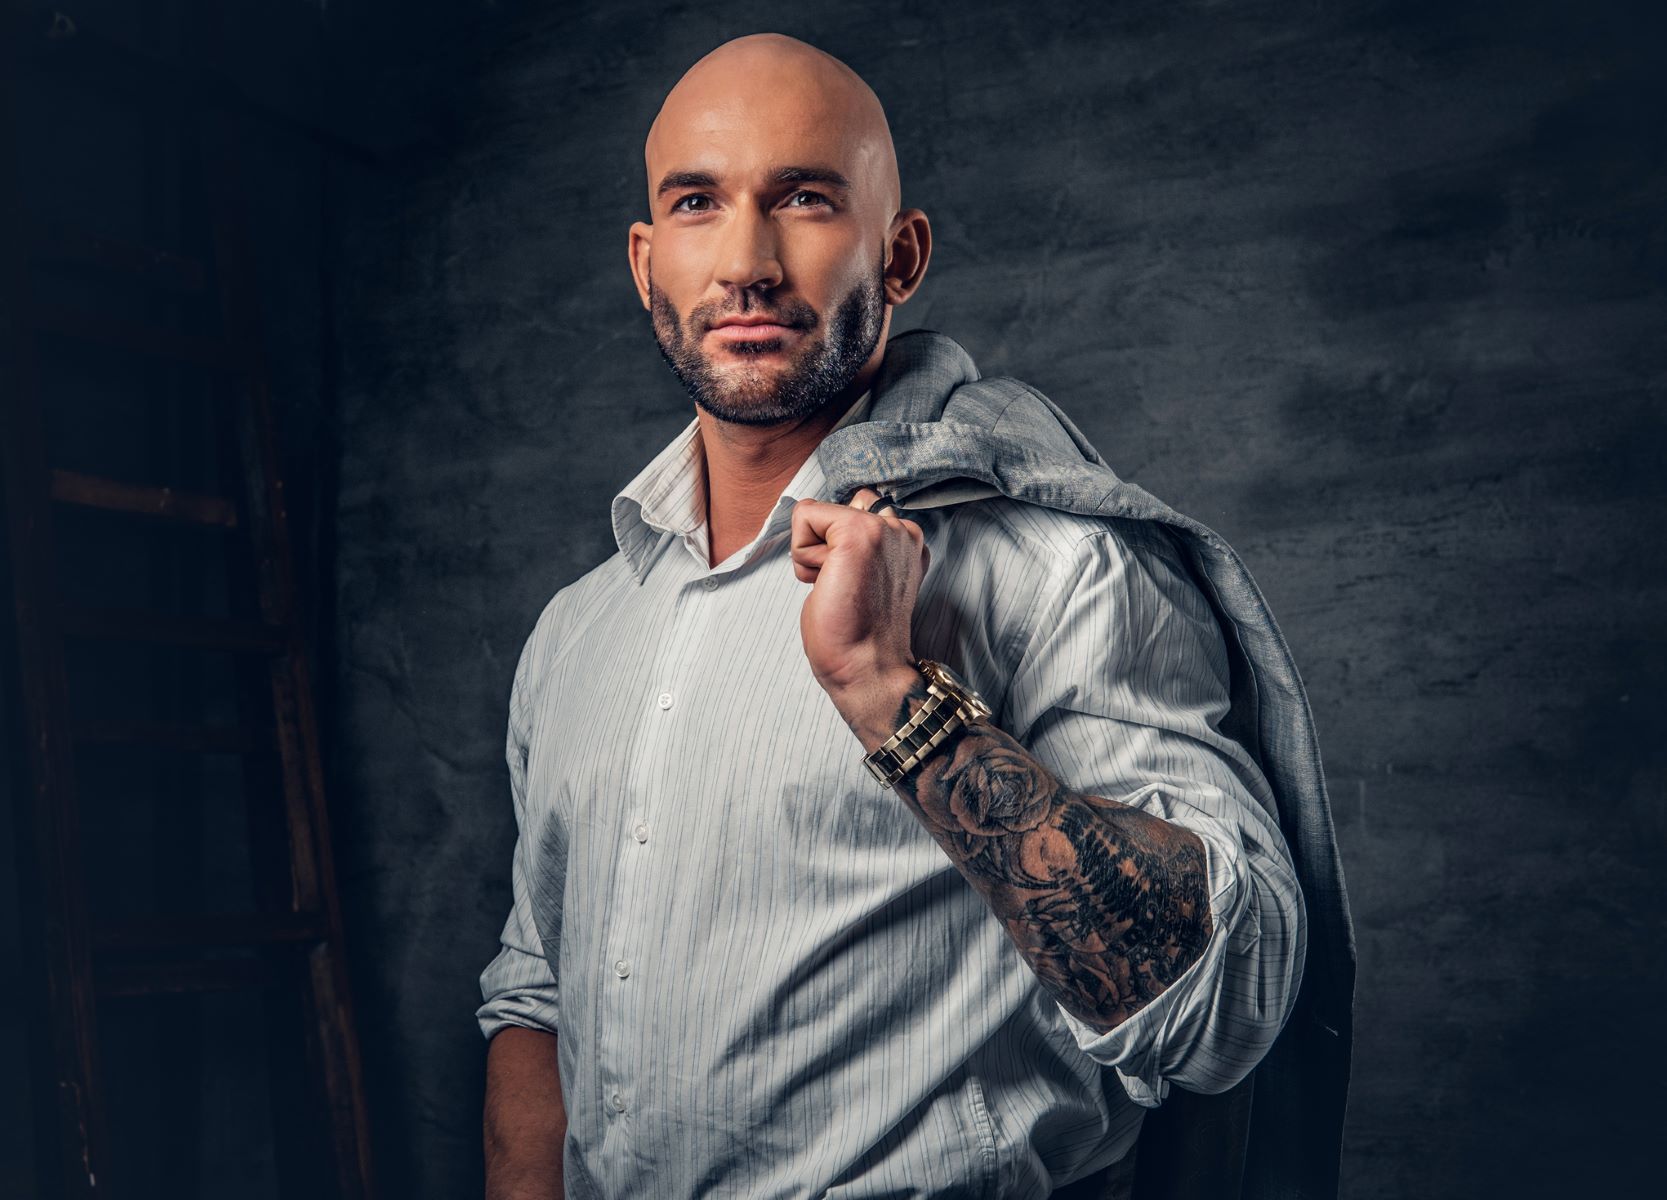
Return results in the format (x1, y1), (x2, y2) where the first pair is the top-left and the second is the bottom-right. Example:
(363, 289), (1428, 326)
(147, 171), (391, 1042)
(712, 201), (783, 294)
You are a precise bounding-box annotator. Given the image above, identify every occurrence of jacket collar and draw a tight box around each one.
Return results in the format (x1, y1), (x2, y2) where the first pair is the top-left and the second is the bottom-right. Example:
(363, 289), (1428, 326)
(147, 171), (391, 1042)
(816, 329), (1119, 512)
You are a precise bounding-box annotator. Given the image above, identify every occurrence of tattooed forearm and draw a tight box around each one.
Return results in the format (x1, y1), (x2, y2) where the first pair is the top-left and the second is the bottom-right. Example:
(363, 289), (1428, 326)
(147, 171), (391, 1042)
(845, 671), (1214, 1033)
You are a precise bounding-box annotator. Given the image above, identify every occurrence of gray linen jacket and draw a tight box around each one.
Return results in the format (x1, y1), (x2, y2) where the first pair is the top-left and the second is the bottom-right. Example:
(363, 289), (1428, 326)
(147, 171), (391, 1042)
(816, 329), (1355, 1200)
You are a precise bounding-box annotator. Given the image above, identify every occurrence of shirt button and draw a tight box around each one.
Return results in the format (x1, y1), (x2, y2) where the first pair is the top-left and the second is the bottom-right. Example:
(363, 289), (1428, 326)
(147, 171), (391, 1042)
(633, 821), (649, 843)
(611, 1092), (626, 1113)
(702, 576), (717, 590)
(657, 691), (674, 710)
(614, 959), (631, 979)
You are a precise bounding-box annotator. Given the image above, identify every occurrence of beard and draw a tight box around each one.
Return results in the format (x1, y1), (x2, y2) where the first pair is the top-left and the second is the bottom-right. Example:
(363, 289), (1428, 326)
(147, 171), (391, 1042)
(648, 257), (886, 427)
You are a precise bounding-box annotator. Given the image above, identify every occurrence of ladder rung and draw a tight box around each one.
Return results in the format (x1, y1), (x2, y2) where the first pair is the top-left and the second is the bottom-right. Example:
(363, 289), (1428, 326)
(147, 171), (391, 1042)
(31, 303), (237, 369)
(96, 958), (285, 997)
(27, 218), (208, 292)
(73, 719), (263, 755)
(50, 469), (238, 527)
(93, 913), (327, 952)
(60, 606), (286, 654)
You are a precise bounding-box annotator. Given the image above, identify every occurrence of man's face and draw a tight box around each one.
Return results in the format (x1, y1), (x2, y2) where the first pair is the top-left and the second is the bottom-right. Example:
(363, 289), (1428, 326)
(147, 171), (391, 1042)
(648, 252), (885, 426)
(631, 58), (902, 426)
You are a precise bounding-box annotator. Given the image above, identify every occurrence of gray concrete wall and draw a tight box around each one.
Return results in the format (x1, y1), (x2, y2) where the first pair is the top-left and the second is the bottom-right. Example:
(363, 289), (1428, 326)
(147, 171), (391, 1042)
(326, 2), (1666, 1196)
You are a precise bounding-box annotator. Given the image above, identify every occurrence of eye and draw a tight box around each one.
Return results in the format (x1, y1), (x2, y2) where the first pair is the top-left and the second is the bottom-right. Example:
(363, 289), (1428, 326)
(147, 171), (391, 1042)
(670, 193), (712, 213)
(786, 189), (832, 209)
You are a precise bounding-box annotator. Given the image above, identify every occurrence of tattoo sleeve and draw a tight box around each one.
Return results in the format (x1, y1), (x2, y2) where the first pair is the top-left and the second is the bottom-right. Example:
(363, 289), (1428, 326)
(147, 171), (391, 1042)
(859, 673), (1215, 1034)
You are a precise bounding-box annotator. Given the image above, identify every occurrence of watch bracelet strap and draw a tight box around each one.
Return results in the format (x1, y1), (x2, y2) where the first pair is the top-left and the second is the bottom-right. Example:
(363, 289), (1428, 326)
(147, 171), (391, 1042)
(862, 661), (988, 787)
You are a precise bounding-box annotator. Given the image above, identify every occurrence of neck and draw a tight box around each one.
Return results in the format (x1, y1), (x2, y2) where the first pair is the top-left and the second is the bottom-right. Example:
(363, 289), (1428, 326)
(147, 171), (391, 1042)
(698, 366), (876, 568)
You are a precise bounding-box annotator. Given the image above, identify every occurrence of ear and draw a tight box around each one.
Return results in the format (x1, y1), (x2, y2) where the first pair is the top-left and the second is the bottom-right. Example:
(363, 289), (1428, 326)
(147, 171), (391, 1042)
(628, 220), (653, 310)
(882, 209), (932, 306)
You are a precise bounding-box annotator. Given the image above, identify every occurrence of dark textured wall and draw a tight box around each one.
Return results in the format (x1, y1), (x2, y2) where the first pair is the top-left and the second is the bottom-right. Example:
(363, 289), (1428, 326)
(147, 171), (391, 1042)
(324, 2), (1666, 1197)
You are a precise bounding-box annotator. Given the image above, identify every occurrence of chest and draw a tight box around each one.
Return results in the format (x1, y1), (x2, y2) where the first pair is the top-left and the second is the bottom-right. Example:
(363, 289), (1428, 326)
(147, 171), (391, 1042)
(524, 551), (918, 891)
(518, 520), (1039, 924)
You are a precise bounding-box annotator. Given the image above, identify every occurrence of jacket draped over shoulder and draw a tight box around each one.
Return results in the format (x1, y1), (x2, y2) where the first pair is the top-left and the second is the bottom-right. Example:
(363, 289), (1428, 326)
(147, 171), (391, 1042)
(816, 329), (1357, 1200)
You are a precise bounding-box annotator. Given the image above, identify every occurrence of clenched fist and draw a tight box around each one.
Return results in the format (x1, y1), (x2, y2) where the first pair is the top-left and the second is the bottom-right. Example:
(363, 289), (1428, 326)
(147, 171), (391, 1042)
(790, 486), (932, 701)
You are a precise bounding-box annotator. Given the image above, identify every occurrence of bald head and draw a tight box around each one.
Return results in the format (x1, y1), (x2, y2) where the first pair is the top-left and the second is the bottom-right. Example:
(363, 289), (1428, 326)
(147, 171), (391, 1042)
(627, 33), (930, 430)
(645, 33), (901, 220)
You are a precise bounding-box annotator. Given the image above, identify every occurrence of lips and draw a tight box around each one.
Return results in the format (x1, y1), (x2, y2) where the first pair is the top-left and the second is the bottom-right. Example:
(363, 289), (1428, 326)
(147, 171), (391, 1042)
(706, 311), (803, 345)
(708, 320), (801, 345)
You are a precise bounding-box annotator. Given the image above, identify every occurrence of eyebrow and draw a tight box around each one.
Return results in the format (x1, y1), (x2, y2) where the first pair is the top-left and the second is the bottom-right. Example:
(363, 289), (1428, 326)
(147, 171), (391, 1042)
(655, 164), (853, 200)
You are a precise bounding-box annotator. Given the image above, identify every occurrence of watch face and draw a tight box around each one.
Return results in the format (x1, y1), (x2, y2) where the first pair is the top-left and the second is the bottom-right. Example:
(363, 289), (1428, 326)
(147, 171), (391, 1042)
(924, 660), (986, 706)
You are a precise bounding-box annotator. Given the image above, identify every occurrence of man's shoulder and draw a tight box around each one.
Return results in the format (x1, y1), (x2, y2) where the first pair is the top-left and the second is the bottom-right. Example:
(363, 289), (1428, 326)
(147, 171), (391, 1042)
(515, 549), (637, 671)
(930, 493), (1182, 578)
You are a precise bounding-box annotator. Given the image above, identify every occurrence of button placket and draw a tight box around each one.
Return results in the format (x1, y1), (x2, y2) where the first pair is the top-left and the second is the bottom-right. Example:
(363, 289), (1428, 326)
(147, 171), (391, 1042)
(598, 567), (695, 1138)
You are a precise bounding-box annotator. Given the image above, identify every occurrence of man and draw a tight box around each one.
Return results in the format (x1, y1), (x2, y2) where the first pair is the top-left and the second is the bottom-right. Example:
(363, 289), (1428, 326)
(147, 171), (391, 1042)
(479, 32), (1326, 1200)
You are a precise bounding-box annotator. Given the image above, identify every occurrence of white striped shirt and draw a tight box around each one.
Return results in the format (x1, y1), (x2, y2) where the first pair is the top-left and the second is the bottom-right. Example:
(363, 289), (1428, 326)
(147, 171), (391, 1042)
(478, 389), (1306, 1198)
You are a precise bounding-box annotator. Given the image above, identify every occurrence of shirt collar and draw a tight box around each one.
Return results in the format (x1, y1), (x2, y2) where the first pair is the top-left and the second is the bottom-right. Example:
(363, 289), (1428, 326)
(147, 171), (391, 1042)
(611, 387), (875, 583)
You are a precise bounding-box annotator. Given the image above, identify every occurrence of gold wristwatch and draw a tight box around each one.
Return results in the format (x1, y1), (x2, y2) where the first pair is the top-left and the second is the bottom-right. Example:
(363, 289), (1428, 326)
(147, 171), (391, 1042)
(862, 658), (993, 787)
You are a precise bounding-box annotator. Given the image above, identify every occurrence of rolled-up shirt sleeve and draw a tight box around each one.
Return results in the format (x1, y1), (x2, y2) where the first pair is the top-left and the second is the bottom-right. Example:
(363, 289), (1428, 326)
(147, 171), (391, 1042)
(476, 627), (562, 1041)
(1001, 518), (1306, 1105)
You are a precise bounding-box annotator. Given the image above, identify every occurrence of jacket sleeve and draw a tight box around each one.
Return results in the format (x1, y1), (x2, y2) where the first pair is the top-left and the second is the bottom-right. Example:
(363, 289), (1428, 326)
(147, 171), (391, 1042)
(476, 621), (563, 1041)
(1001, 519), (1306, 1104)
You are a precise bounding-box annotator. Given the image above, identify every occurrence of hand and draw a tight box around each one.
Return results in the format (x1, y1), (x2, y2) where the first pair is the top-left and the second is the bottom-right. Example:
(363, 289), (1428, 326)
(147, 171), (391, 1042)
(790, 487), (931, 698)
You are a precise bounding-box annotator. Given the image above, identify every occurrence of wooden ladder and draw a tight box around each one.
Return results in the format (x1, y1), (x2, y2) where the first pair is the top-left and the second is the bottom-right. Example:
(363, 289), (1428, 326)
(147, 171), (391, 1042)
(1, 7), (374, 1198)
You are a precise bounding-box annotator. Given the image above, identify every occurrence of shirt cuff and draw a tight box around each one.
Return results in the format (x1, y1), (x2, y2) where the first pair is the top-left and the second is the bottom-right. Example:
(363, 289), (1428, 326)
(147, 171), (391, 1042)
(477, 942), (562, 1040)
(476, 989), (562, 1042)
(1053, 814), (1245, 1106)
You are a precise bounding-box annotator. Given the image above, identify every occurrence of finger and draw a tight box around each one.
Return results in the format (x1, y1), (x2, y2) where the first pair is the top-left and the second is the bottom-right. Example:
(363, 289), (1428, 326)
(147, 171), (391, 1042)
(792, 495), (880, 552)
(847, 486), (883, 511)
(848, 486), (906, 520)
(791, 542), (831, 571)
(790, 497), (831, 558)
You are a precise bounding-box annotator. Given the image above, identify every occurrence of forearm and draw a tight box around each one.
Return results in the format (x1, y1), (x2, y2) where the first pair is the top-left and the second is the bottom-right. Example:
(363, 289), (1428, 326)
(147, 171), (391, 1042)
(832, 667), (1214, 1034)
(484, 1026), (567, 1200)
